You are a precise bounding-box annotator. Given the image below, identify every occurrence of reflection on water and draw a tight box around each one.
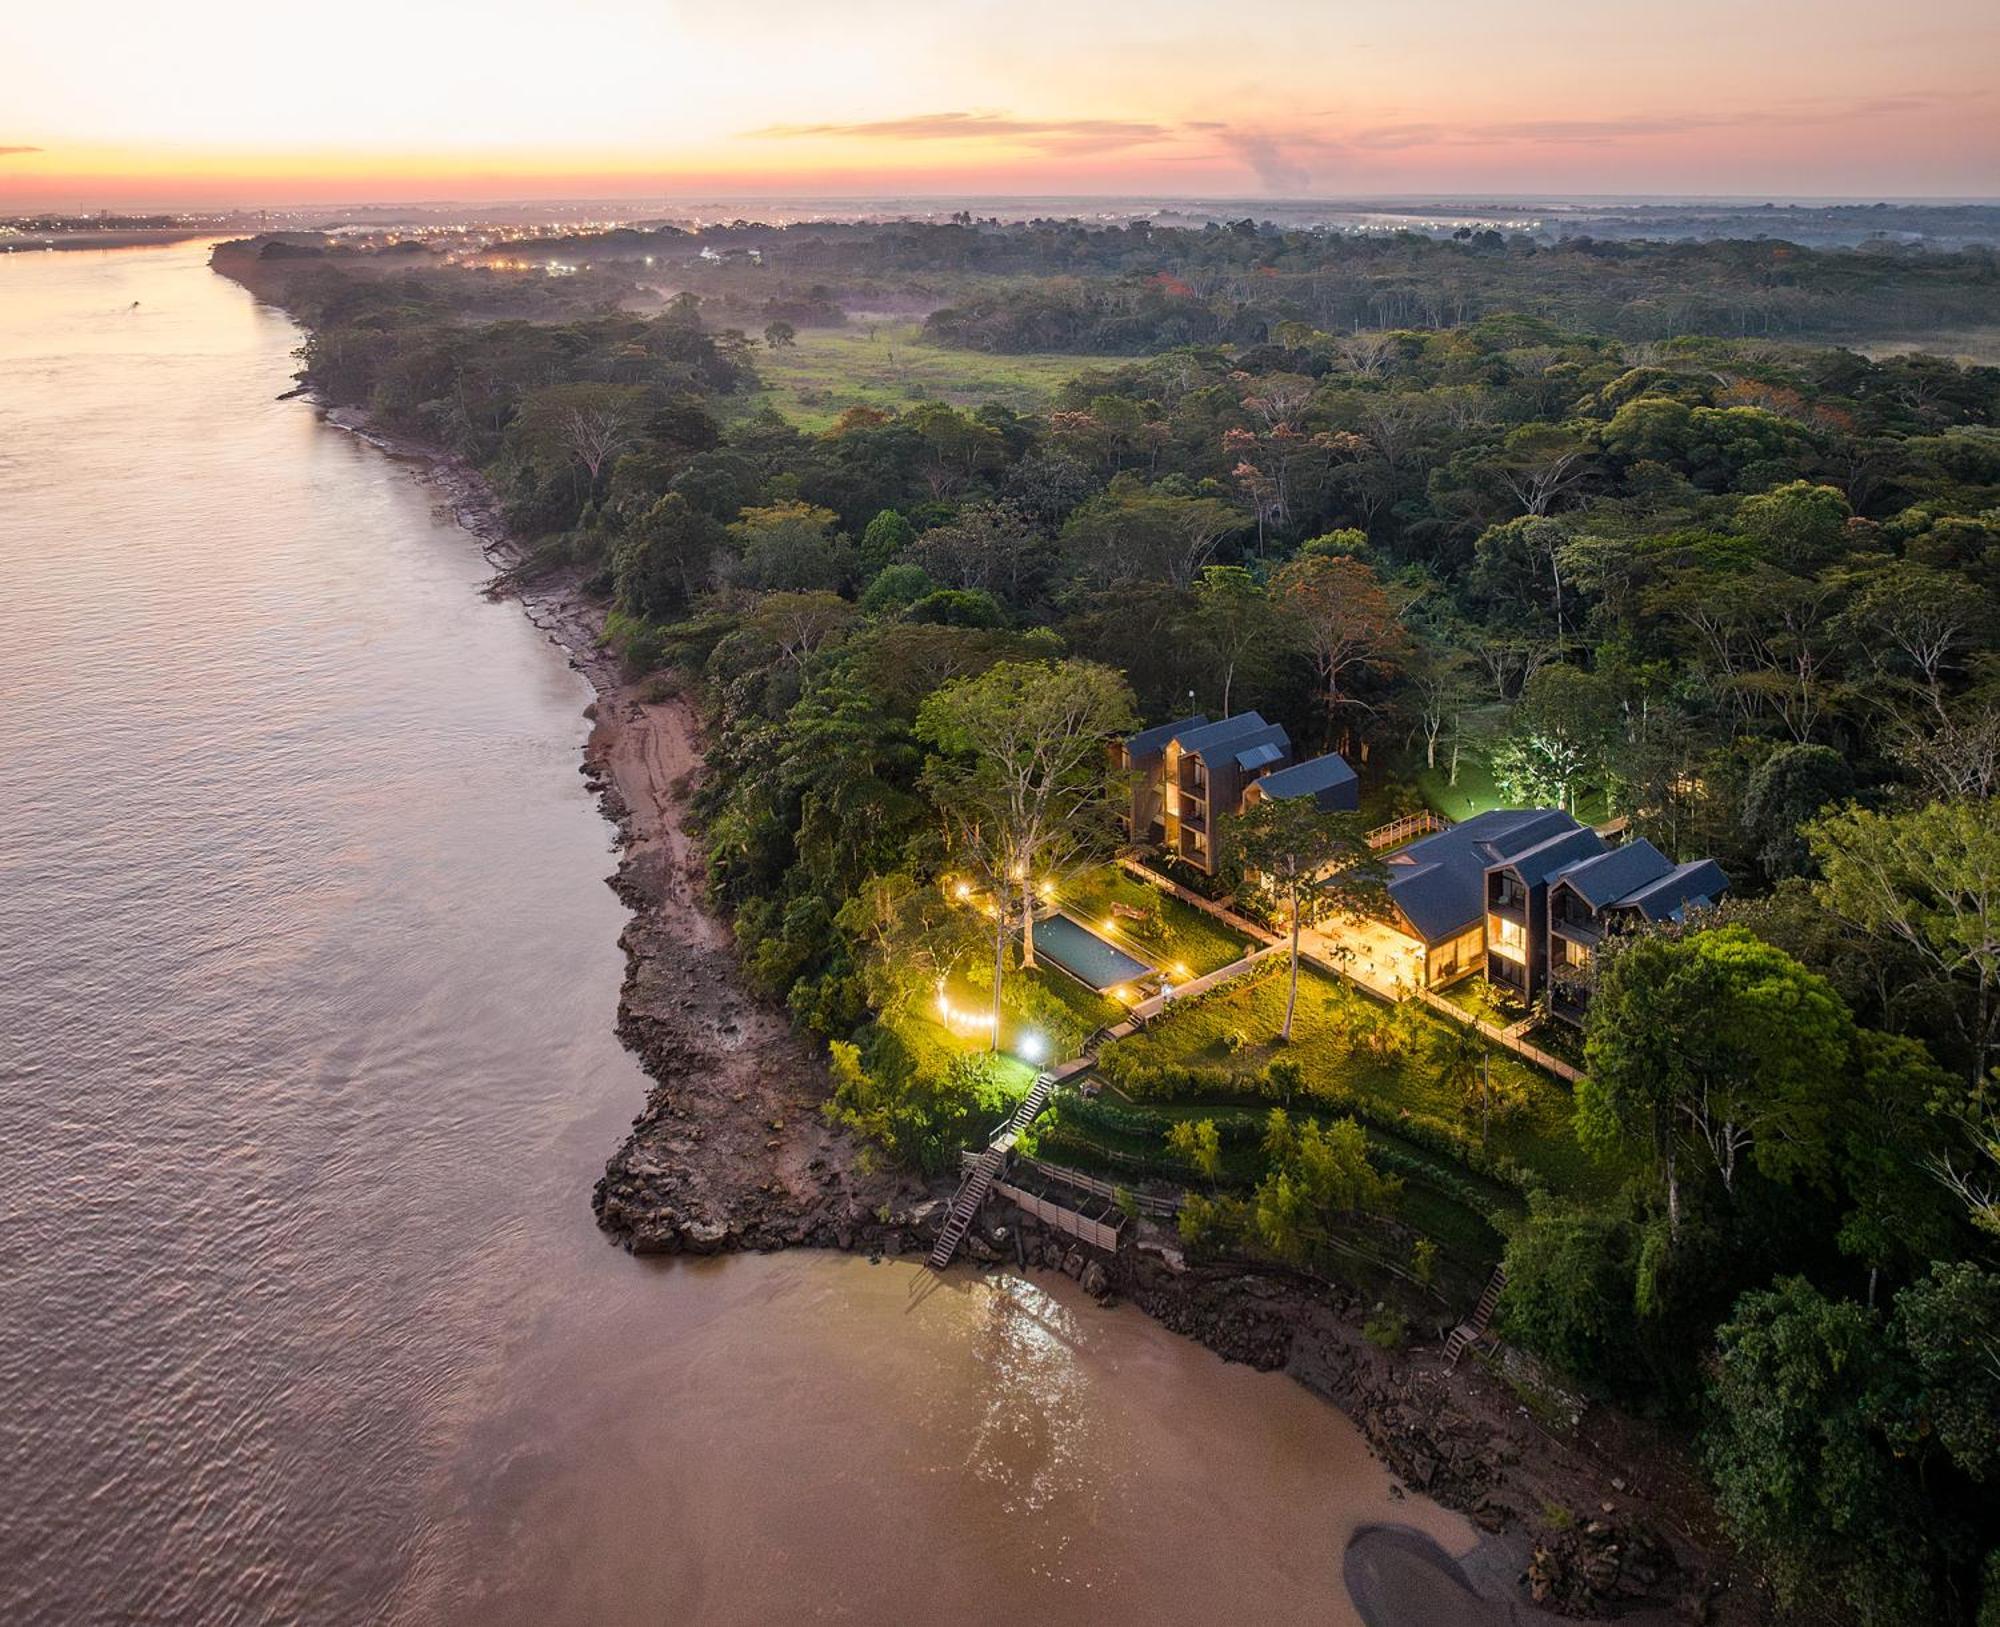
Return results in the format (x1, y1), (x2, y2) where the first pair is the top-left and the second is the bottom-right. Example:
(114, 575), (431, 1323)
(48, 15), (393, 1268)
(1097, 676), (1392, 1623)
(0, 242), (1470, 1625)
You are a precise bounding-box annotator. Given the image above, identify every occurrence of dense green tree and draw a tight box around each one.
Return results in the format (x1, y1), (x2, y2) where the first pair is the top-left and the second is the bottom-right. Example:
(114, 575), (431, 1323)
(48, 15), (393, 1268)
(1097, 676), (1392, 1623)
(1705, 1276), (1940, 1625)
(1251, 1110), (1400, 1265)
(726, 501), (856, 592)
(1497, 1200), (1641, 1381)
(1735, 480), (1852, 568)
(1741, 742), (1852, 883)
(858, 508), (916, 571)
(1810, 800), (2000, 1090)
(1579, 927), (1853, 1236)
(1186, 565), (1285, 718)
(1490, 663), (1618, 812)
(612, 493), (722, 619)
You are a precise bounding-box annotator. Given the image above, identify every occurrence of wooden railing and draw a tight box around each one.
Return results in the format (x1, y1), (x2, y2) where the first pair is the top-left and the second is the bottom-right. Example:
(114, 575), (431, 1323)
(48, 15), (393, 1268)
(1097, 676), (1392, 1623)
(1006, 1153), (1184, 1218)
(1415, 987), (1581, 1083)
(1365, 809), (1452, 850)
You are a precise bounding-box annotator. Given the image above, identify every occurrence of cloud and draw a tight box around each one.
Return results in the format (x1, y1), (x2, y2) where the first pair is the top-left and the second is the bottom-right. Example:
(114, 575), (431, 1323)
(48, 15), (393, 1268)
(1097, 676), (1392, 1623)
(0, 146), (42, 157)
(749, 111), (1171, 156)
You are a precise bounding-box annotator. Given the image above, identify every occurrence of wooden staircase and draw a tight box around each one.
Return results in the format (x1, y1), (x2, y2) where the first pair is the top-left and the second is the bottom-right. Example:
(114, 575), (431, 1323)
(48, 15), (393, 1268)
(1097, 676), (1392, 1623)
(928, 1072), (1056, 1270)
(1444, 1264), (1508, 1367)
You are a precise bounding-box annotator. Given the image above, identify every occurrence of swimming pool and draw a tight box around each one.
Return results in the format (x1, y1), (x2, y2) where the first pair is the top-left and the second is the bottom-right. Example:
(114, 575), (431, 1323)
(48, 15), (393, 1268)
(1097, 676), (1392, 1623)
(1030, 912), (1154, 994)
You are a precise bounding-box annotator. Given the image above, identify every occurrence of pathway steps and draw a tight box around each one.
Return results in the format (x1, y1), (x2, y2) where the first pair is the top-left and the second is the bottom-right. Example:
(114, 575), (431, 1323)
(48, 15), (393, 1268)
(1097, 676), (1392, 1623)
(928, 1070), (1057, 1270)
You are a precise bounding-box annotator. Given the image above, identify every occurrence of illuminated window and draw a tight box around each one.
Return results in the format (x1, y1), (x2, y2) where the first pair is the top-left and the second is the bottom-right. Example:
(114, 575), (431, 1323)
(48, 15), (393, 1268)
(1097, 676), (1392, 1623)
(1488, 914), (1528, 962)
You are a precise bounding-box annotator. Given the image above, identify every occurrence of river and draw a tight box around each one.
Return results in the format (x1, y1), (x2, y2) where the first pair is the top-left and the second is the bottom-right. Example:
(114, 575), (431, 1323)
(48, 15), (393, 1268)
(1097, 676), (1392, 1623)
(0, 241), (1472, 1625)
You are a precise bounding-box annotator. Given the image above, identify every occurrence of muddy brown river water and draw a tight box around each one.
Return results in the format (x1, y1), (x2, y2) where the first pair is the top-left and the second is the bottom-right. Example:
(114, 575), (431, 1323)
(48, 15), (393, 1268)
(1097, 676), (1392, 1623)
(0, 241), (1472, 1624)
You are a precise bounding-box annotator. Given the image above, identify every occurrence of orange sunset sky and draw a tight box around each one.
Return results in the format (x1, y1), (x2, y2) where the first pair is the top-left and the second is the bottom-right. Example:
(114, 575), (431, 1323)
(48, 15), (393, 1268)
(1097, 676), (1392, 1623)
(3, 0), (1996, 207)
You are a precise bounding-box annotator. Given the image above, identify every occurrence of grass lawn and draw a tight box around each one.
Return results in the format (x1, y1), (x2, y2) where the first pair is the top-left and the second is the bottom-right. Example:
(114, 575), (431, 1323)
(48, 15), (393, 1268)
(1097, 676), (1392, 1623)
(740, 322), (1103, 430)
(1436, 973), (1530, 1024)
(926, 961), (1121, 1067)
(1105, 962), (1617, 1198)
(1054, 866), (1253, 978)
(1416, 757), (1506, 823)
(882, 1006), (1044, 1095)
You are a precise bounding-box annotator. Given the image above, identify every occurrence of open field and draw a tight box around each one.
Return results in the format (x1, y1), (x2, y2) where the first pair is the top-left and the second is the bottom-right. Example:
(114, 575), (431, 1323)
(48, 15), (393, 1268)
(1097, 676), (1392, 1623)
(739, 320), (1107, 429)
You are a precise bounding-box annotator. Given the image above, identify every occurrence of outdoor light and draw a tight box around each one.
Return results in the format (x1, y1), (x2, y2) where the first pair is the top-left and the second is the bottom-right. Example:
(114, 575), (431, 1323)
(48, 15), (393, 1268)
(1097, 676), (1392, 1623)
(1102, 917), (1117, 934)
(954, 881), (972, 900)
(1019, 1032), (1046, 1063)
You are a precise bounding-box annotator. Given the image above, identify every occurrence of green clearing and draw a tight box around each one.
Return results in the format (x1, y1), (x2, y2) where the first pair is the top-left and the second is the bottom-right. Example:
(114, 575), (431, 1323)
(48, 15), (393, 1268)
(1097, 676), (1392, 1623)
(1054, 866), (1253, 979)
(1415, 756), (1507, 823)
(740, 321), (1105, 429)
(881, 1005), (1047, 1093)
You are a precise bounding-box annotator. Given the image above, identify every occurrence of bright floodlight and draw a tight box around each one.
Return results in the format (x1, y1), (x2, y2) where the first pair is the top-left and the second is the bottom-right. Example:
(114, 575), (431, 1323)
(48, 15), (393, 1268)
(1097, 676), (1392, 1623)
(1019, 1032), (1046, 1063)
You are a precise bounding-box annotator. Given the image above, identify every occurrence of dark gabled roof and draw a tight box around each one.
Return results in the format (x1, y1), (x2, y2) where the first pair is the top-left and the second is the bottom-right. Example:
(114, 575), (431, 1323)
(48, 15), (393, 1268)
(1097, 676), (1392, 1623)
(1235, 739), (1289, 772)
(1221, 724), (1290, 772)
(1614, 858), (1730, 922)
(1125, 713), (1207, 761)
(1549, 839), (1676, 908)
(1174, 710), (1282, 761)
(1491, 825), (1608, 889)
(1256, 751), (1359, 801)
(1384, 808), (1578, 943)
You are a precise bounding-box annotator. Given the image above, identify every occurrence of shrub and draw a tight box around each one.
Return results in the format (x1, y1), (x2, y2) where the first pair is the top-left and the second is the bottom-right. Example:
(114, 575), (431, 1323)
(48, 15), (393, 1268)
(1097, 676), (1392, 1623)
(1496, 1199), (1642, 1385)
(1411, 1237), (1439, 1287)
(1364, 1307), (1409, 1350)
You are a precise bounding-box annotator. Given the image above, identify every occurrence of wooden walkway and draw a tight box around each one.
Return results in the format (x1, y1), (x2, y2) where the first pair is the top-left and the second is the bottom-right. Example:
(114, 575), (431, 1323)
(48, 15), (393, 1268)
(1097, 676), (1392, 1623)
(1126, 942), (1285, 1025)
(929, 1070), (1057, 1270)
(1364, 809), (1451, 850)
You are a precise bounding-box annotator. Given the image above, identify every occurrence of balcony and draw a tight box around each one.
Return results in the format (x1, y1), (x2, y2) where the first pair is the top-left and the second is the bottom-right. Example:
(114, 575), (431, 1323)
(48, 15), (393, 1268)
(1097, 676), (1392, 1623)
(1550, 912), (1602, 946)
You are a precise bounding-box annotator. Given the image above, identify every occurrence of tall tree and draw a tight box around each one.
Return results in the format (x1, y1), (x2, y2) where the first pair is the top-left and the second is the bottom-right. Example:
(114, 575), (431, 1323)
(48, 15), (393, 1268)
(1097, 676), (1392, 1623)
(1187, 565), (1284, 715)
(1810, 801), (2000, 1090)
(917, 660), (1137, 1045)
(514, 382), (646, 488)
(1490, 662), (1618, 813)
(1271, 553), (1408, 749)
(1704, 1276), (1940, 1626)
(1228, 796), (1380, 1040)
